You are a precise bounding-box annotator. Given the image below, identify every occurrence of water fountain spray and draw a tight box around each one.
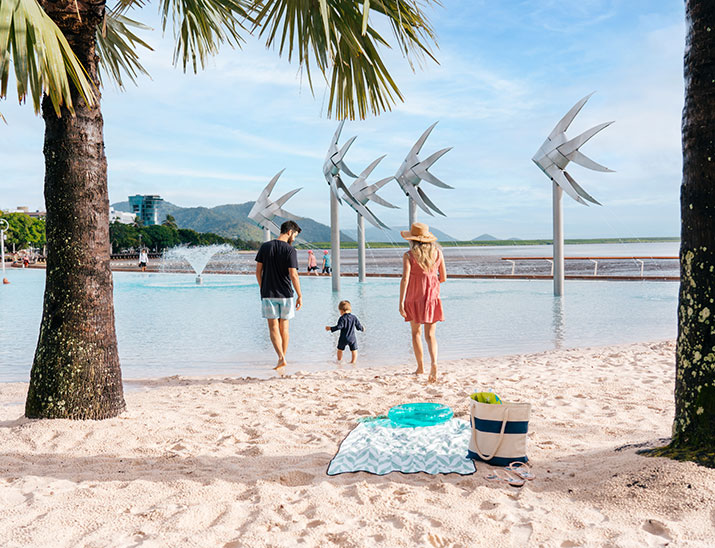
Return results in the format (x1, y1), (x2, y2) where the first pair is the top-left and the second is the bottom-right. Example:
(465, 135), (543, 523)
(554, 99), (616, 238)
(162, 244), (234, 283)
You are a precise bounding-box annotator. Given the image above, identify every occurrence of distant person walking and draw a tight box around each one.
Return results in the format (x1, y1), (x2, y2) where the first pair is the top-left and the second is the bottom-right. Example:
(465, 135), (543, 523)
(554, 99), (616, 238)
(138, 247), (149, 272)
(255, 220), (303, 370)
(322, 250), (332, 275)
(398, 223), (447, 383)
(307, 250), (319, 275)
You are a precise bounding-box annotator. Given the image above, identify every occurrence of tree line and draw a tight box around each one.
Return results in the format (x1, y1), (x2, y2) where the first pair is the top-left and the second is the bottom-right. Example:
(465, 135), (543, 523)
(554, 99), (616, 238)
(0, 212), (47, 251)
(109, 216), (259, 252)
(0, 211), (259, 253)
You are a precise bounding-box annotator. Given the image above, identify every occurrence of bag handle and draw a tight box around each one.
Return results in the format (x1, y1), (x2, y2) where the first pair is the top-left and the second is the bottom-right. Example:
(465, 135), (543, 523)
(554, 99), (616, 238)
(471, 406), (510, 462)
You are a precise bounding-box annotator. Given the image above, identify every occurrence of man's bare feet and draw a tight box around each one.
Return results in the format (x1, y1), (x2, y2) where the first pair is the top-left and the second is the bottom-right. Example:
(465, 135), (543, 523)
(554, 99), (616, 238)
(427, 366), (438, 383)
(273, 357), (287, 370)
(414, 367), (424, 375)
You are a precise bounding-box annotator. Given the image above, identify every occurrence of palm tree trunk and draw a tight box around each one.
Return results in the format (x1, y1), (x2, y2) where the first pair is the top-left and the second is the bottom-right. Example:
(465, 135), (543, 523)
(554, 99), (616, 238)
(647, 0), (715, 466)
(25, 0), (125, 419)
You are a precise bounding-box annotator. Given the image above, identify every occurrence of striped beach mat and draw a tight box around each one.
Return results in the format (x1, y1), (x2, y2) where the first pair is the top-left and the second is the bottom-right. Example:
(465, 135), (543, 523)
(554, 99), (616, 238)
(467, 401), (531, 467)
(327, 418), (476, 476)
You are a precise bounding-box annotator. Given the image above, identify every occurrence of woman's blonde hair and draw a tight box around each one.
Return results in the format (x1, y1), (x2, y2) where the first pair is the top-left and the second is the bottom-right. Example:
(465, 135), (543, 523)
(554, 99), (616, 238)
(409, 240), (440, 271)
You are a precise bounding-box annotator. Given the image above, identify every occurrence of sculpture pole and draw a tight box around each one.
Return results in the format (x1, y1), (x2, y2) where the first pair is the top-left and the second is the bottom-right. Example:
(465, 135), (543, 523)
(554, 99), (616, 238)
(0, 219), (7, 278)
(408, 198), (417, 227)
(552, 183), (564, 297)
(330, 190), (340, 291)
(357, 213), (366, 282)
(263, 227), (271, 242)
(532, 93), (614, 297)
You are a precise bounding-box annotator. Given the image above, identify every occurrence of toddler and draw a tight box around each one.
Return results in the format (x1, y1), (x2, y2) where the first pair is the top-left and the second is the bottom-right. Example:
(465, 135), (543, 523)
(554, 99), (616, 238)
(325, 300), (364, 364)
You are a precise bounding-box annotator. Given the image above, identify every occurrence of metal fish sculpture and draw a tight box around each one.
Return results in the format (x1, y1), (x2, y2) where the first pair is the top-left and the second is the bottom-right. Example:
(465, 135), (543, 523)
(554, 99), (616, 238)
(248, 169), (302, 237)
(323, 120), (360, 205)
(342, 155), (398, 229)
(394, 122), (453, 216)
(532, 93), (614, 205)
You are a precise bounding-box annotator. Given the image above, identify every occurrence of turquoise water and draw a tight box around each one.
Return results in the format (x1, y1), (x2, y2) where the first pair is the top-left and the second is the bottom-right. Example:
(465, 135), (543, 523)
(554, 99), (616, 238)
(0, 268), (678, 381)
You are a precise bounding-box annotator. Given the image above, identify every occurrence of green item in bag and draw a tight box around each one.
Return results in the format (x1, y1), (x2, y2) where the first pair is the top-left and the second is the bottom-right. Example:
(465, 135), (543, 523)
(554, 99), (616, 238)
(470, 392), (503, 404)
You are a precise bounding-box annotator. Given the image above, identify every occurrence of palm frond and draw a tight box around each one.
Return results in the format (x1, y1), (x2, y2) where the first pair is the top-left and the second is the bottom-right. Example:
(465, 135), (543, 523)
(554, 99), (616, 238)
(369, 0), (438, 62)
(111, 0), (149, 15)
(0, 0), (95, 116)
(249, 0), (439, 120)
(159, 0), (251, 72)
(96, 11), (153, 89)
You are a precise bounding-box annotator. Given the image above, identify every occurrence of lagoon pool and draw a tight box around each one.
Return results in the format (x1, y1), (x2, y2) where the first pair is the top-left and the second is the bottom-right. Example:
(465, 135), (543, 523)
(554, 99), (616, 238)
(0, 268), (678, 381)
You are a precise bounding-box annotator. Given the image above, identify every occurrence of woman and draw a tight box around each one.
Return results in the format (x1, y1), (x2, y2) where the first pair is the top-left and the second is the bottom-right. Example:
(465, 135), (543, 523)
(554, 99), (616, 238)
(138, 247), (149, 272)
(399, 223), (447, 383)
(307, 250), (319, 275)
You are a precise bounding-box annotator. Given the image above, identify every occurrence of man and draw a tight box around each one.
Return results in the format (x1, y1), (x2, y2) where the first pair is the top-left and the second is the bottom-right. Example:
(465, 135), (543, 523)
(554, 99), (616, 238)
(255, 220), (303, 369)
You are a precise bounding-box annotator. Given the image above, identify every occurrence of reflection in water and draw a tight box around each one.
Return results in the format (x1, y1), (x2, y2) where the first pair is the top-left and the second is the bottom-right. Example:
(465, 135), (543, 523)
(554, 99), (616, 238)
(356, 281), (368, 303)
(552, 297), (565, 350)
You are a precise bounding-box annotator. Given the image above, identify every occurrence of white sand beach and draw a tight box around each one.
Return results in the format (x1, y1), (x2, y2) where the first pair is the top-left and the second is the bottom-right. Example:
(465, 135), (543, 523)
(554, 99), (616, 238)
(1, 340), (714, 547)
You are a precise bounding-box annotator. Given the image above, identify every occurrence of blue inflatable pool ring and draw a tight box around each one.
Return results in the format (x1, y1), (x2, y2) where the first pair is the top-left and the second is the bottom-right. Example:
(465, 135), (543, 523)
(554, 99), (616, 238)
(388, 403), (453, 427)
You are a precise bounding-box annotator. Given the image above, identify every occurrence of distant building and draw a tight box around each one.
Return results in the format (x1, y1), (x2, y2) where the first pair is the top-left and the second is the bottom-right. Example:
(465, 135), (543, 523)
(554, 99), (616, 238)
(110, 208), (137, 225)
(6, 206), (46, 219)
(129, 195), (163, 226)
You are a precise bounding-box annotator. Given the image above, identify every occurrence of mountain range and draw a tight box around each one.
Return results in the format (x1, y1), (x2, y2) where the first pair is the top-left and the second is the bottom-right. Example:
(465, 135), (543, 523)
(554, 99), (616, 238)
(342, 226), (457, 242)
(472, 233), (498, 241)
(112, 200), (457, 243)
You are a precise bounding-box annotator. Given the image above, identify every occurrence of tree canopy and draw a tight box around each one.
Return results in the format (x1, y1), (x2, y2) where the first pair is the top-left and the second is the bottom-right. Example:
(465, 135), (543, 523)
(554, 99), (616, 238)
(1, 0), (439, 120)
(109, 221), (256, 252)
(0, 211), (46, 249)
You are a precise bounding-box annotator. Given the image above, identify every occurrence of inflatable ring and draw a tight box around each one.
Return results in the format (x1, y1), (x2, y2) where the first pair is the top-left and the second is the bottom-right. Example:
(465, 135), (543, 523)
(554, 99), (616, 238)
(388, 402), (453, 427)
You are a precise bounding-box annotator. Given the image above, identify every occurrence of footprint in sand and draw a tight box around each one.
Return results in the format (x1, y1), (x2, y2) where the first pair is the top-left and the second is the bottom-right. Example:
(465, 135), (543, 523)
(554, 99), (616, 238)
(276, 470), (315, 487)
(242, 427), (261, 440)
(642, 519), (672, 541)
(169, 441), (187, 453)
(424, 532), (456, 548)
(511, 521), (533, 545)
(238, 445), (263, 457)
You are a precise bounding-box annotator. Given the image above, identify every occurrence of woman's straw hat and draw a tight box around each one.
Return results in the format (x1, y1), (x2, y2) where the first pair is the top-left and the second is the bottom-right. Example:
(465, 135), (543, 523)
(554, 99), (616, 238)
(400, 222), (437, 243)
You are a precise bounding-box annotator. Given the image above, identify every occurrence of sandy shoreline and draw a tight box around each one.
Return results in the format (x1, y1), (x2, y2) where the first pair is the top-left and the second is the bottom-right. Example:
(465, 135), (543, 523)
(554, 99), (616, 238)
(1, 340), (714, 547)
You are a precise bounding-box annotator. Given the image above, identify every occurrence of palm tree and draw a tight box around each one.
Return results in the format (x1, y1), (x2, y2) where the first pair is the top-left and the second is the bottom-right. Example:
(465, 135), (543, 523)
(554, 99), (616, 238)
(645, 0), (715, 468)
(162, 214), (178, 230)
(1, 0), (439, 419)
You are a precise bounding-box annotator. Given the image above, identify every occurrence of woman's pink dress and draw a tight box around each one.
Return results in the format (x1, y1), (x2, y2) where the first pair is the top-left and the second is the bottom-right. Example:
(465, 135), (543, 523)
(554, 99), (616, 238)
(403, 250), (444, 324)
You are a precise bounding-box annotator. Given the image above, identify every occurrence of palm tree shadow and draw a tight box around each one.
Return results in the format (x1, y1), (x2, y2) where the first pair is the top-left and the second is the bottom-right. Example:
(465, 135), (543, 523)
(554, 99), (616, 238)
(0, 418), (27, 428)
(0, 452), (334, 486)
(0, 451), (479, 490)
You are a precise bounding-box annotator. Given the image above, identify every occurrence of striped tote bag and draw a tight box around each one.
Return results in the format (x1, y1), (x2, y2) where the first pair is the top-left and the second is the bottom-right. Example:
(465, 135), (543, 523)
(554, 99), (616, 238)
(467, 400), (530, 466)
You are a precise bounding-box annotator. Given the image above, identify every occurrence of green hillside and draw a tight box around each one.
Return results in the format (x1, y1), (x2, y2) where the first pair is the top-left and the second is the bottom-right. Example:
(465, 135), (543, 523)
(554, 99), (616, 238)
(111, 200), (354, 242)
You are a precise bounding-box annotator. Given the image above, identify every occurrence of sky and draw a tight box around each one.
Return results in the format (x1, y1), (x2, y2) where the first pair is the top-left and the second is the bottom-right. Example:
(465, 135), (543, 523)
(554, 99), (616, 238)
(0, 1), (685, 240)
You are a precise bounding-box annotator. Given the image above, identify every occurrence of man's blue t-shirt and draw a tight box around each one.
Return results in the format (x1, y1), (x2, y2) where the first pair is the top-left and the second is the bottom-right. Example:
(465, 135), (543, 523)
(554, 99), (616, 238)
(255, 240), (298, 299)
(324, 254), (331, 268)
(330, 313), (364, 345)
